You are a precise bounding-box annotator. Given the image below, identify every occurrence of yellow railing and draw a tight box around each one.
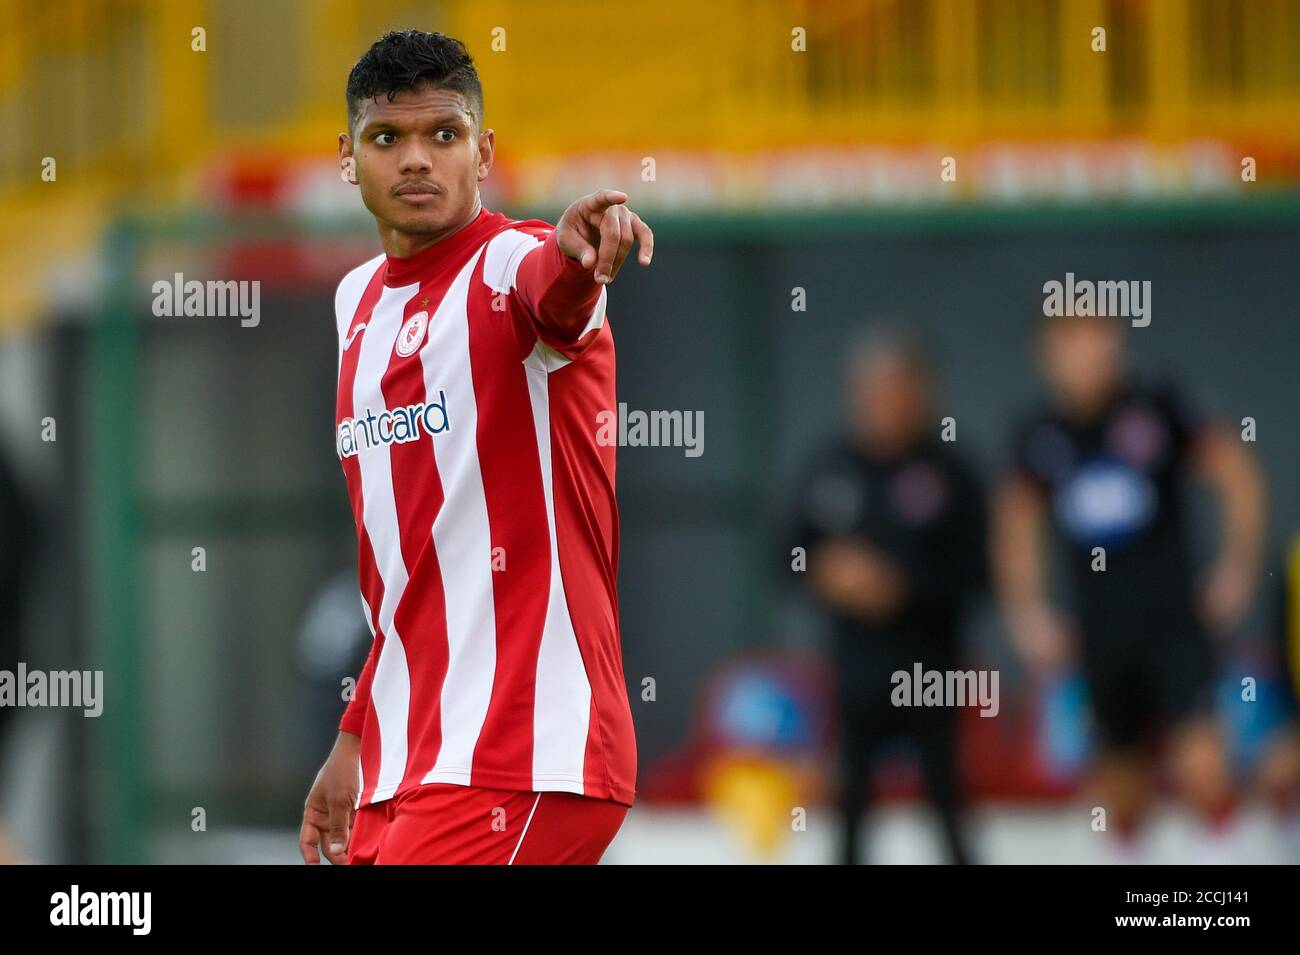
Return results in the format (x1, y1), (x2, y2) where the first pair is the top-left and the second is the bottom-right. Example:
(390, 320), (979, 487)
(2, 0), (1298, 325)
(5, 0), (1300, 188)
(4, 0), (1298, 179)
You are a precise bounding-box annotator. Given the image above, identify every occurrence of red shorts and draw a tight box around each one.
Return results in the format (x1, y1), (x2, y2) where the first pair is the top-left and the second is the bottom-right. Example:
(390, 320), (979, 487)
(346, 783), (629, 865)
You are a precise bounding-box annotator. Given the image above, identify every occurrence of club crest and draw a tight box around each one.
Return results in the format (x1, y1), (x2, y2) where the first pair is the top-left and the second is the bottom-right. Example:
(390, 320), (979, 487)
(395, 311), (430, 357)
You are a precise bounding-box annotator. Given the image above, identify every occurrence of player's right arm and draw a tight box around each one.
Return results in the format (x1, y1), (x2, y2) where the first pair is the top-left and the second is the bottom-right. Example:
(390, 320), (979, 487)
(300, 730), (361, 865)
(992, 474), (1075, 672)
(300, 588), (376, 864)
(338, 626), (379, 736)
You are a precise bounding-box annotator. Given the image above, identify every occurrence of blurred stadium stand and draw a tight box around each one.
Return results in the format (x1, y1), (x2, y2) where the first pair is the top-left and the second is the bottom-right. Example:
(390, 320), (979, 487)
(5, 0), (1300, 329)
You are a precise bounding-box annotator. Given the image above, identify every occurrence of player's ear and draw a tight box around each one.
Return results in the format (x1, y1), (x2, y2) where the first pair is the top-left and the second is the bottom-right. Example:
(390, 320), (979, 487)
(476, 127), (495, 182)
(339, 133), (359, 186)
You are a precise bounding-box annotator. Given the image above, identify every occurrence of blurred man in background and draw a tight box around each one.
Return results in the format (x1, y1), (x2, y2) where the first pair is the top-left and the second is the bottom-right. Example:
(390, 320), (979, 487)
(789, 328), (986, 865)
(994, 314), (1266, 858)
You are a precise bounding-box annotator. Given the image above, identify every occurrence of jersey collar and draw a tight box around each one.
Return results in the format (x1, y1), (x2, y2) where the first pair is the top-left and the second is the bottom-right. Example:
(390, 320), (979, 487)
(382, 205), (506, 287)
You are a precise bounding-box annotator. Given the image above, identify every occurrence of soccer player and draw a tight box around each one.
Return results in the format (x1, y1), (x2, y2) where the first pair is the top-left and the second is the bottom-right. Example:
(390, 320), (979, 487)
(299, 30), (652, 865)
(994, 313), (1266, 857)
(787, 328), (986, 865)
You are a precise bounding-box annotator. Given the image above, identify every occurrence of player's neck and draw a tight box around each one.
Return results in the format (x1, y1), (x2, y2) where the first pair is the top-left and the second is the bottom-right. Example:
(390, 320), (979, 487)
(380, 197), (484, 260)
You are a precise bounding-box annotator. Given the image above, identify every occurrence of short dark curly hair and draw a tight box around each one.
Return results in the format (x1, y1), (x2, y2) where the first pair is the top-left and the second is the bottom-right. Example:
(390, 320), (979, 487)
(346, 30), (484, 135)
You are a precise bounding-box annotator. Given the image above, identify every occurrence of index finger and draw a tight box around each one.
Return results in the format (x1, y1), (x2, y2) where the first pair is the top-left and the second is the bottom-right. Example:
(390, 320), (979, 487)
(581, 189), (629, 216)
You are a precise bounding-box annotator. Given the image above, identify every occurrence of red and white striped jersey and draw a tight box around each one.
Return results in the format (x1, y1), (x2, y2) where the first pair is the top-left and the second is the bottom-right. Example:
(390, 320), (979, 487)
(333, 204), (636, 809)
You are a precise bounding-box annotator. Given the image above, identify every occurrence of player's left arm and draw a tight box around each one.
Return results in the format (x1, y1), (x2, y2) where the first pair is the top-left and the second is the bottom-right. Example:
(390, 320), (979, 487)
(555, 188), (654, 284)
(1192, 425), (1269, 633)
(513, 189), (653, 357)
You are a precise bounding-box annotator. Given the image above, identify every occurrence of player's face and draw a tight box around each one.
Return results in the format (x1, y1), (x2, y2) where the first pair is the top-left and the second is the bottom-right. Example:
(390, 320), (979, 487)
(343, 85), (493, 237)
(849, 352), (929, 451)
(1039, 318), (1125, 409)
